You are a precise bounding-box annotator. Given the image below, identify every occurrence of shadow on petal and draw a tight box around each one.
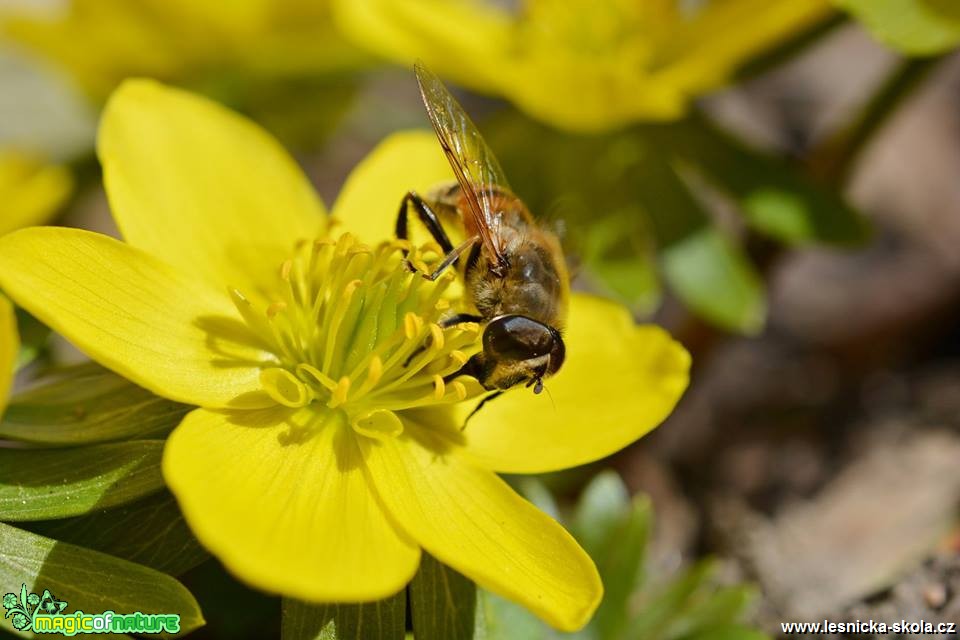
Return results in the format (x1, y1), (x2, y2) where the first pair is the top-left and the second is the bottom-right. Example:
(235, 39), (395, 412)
(195, 314), (273, 367)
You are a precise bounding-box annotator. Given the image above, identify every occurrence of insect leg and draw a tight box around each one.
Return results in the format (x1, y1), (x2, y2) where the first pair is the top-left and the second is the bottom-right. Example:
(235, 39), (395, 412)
(396, 191), (455, 253)
(461, 391), (504, 430)
(403, 312), (483, 368)
(439, 313), (483, 328)
(416, 236), (478, 281)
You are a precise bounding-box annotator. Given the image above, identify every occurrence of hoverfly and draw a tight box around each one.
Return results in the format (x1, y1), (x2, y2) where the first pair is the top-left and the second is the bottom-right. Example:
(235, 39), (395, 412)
(396, 62), (569, 394)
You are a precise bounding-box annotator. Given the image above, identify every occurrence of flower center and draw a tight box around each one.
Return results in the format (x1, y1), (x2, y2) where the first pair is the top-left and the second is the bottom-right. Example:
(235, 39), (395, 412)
(230, 233), (482, 438)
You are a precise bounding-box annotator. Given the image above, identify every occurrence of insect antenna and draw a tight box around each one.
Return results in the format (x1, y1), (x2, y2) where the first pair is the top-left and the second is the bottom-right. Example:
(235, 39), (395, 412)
(541, 382), (556, 412)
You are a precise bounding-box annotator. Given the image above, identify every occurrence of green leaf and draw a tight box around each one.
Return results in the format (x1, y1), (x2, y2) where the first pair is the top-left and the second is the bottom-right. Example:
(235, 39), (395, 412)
(200, 73), (360, 152)
(627, 148), (766, 334)
(0, 440), (165, 521)
(0, 364), (189, 445)
(571, 470), (631, 557)
(627, 560), (718, 640)
(476, 590), (546, 640)
(0, 522), (203, 637)
(686, 626), (771, 640)
(281, 594), (405, 640)
(661, 229), (766, 335)
(514, 477), (559, 521)
(579, 215), (661, 315)
(666, 586), (758, 638)
(409, 553), (477, 640)
(23, 491), (208, 576)
(835, 0), (960, 56)
(485, 112), (662, 316)
(654, 116), (867, 246)
(591, 496), (652, 640)
(13, 309), (49, 370)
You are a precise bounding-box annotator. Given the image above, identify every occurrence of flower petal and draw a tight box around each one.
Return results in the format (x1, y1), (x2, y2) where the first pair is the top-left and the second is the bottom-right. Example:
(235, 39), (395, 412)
(361, 427), (602, 632)
(0, 151), (73, 237)
(654, 0), (834, 97)
(462, 294), (690, 473)
(331, 131), (455, 246)
(98, 79), (325, 294)
(0, 227), (269, 408)
(331, 0), (508, 94)
(0, 295), (18, 416)
(164, 407), (420, 601)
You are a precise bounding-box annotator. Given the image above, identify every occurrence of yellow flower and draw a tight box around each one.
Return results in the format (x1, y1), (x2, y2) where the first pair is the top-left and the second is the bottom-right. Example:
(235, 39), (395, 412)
(333, 0), (833, 132)
(2, 0), (365, 101)
(0, 295), (17, 417)
(0, 80), (689, 631)
(0, 151), (63, 417)
(0, 151), (73, 237)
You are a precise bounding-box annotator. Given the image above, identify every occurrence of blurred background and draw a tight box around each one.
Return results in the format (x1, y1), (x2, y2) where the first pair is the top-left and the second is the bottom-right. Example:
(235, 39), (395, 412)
(2, 0), (959, 638)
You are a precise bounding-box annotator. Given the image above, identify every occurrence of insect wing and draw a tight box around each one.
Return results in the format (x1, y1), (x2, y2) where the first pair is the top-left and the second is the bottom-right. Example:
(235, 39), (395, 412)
(415, 62), (509, 265)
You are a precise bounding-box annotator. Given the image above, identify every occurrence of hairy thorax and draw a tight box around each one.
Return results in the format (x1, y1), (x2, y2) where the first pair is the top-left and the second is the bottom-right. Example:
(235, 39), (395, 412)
(466, 221), (568, 329)
(424, 181), (569, 329)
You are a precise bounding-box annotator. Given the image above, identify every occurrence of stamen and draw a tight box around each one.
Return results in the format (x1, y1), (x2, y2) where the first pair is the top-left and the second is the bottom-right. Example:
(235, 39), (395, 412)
(296, 363), (337, 391)
(450, 380), (468, 401)
(404, 312), (423, 339)
(328, 376), (351, 408)
(428, 323), (444, 350)
(261, 368), (311, 408)
(353, 356), (383, 398)
(229, 233), (484, 439)
(351, 409), (403, 440)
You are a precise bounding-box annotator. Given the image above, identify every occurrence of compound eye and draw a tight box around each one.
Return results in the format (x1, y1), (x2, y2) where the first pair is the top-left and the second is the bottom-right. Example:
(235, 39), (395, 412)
(546, 330), (565, 375)
(483, 315), (554, 361)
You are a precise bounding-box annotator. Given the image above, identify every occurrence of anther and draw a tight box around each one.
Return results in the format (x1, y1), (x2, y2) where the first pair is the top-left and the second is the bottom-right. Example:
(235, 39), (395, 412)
(404, 312), (423, 339)
(366, 356), (383, 387)
(328, 376), (351, 408)
(261, 368), (311, 408)
(296, 363), (337, 391)
(428, 323), (444, 350)
(450, 380), (467, 401)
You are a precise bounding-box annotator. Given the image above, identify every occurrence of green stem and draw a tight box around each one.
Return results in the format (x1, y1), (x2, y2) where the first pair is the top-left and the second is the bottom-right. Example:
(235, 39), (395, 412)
(811, 57), (941, 186)
(734, 13), (846, 82)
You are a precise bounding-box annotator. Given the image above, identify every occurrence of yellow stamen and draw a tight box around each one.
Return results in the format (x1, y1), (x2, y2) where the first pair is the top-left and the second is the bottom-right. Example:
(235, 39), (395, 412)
(351, 409), (404, 441)
(260, 368), (311, 408)
(227, 233), (485, 440)
(328, 376), (351, 408)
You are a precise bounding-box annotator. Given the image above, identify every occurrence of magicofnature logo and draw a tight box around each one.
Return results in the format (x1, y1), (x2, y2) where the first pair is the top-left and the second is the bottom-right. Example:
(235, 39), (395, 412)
(3, 584), (180, 636)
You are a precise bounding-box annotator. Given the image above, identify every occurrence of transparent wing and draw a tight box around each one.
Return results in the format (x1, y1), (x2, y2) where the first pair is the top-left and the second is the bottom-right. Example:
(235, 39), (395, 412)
(415, 61), (510, 265)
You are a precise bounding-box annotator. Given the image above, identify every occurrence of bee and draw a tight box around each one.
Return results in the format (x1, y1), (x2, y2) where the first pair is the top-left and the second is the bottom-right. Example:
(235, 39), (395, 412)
(396, 62), (569, 394)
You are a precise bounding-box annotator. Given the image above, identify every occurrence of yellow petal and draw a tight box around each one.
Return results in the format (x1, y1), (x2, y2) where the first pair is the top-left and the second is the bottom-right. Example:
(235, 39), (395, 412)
(0, 151), (73, 237)
(98, 79), (325, 295)
(164, 406), (420, 601)
(330, 131), (454, 246)
(462, 294), (690, 473)
(333, 0), (831, 132)
(0, 295), (18, 416)
(0, 227), (269, 408)
(654, 0), (833, 97)
(2, 0), (187, 99)
(331, 0), (508, 93)
(361, 427), (602, 631)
